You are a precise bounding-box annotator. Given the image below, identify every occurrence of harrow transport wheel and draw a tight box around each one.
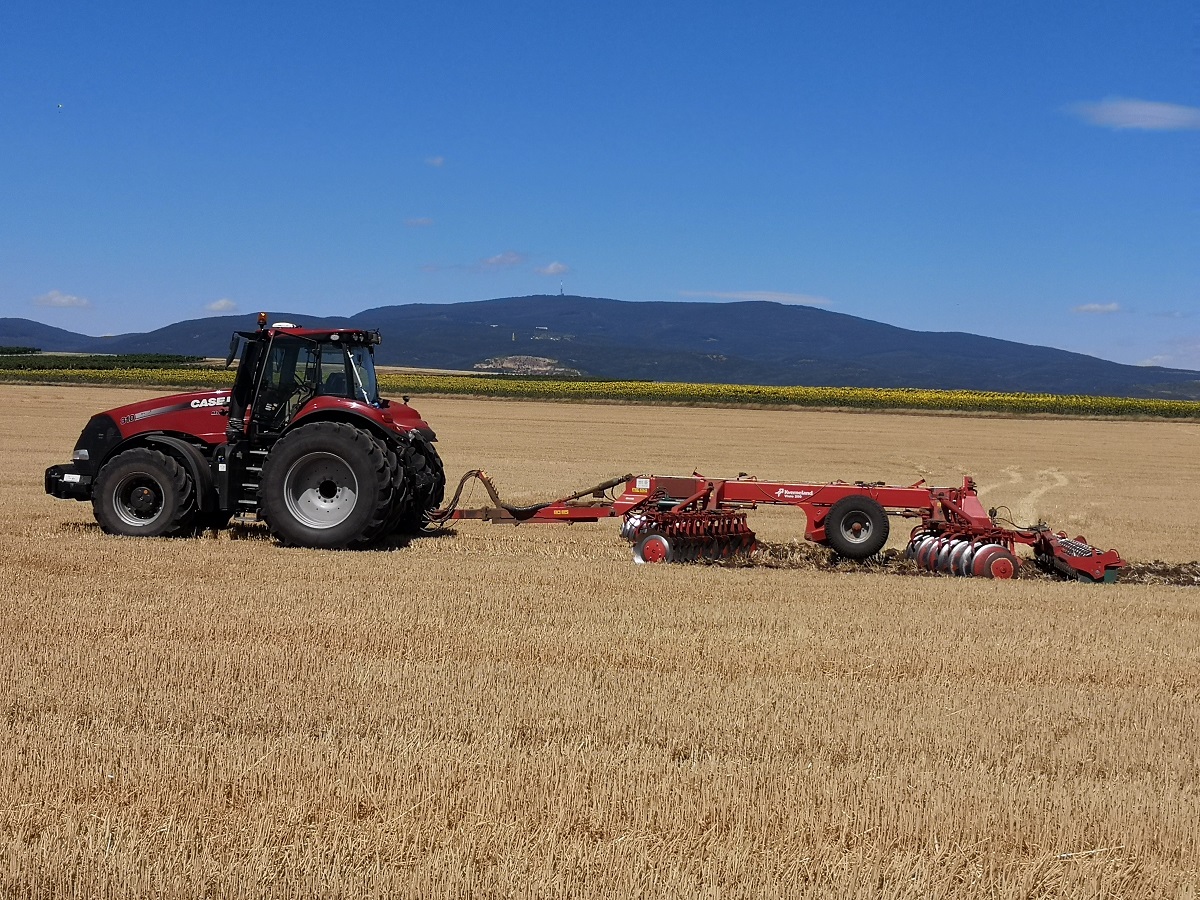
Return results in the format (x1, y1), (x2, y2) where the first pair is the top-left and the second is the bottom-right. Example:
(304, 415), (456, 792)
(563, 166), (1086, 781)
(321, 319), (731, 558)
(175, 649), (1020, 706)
(824, 496), (889, 559)
(259, 422), (392, 549)
(633, 533), (675, 564)
(93, 447), (197, 537)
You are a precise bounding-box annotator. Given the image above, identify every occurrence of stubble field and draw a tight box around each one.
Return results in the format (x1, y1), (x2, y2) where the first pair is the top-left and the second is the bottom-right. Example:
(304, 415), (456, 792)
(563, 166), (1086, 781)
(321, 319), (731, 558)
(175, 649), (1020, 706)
(2, 383), (1198, 898)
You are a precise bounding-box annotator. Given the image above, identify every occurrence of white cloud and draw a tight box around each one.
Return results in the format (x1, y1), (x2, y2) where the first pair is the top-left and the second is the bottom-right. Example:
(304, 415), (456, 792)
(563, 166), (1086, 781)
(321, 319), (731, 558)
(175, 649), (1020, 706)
(423, 250), (529, 274)
(206, 298), (237, 313)
(536, 261), (569, 276)
(425, 155), (445, 167)
(1072, 302), (1121, 314)
(405, 217), (434, 227)
(679, 290), (832, 307)
(478, 251), (525, 271)
(1069, 97), (1200, 131)
(35, 290), (90, 309)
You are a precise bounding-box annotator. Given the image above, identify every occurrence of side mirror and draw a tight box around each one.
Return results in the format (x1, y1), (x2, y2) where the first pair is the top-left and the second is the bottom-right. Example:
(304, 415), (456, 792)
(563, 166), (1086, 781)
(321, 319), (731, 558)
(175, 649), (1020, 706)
(225, 334), (242, 369)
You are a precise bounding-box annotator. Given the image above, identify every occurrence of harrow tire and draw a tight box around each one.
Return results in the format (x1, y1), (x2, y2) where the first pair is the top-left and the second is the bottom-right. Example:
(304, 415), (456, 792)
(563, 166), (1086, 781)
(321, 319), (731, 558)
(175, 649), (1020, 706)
(824, 496), (889, 559)
(93, 447), (197, 538)
(259, 422), (392, 549)
(633, 533), (675, 564)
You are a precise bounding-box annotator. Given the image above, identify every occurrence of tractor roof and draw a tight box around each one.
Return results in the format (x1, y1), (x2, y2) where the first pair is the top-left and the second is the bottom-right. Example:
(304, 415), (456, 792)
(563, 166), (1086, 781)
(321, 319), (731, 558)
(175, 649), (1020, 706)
(236, 325), (381, 345)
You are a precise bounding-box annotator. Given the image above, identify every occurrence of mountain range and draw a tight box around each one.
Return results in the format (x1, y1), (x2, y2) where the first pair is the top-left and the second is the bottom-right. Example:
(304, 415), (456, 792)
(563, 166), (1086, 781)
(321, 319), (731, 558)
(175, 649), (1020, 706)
(4, 295), (1198, 399)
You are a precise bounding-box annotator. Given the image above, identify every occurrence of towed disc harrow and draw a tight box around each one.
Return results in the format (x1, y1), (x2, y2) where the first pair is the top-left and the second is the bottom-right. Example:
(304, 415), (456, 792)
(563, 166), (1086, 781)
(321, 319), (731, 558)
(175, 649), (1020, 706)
(430, 470), (1125, 583)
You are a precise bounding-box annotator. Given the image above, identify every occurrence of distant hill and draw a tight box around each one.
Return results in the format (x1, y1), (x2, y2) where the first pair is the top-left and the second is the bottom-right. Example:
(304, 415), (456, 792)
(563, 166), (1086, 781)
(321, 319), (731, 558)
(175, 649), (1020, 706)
(0, 318), (108, 352)
(4, 296), (1199, 399)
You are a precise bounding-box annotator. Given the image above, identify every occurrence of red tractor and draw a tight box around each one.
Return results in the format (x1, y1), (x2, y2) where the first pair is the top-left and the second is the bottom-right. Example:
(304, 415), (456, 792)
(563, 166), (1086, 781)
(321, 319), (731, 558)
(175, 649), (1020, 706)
(45, 314), (445, 549)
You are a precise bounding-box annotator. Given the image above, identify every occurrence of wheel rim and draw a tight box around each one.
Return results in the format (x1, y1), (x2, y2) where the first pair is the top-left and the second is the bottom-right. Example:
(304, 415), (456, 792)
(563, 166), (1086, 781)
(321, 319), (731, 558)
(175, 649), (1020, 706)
(836, 511), (874, 545)
(634, 535), (671, 564)
(282, 451), (360, 529)
(112, 473), (166, 527)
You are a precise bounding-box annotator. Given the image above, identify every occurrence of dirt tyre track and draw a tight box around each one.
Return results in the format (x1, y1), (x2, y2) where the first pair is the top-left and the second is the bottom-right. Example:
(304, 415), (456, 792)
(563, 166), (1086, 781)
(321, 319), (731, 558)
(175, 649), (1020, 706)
(259, 422), (393, 549)
(93, 447), (198, 537)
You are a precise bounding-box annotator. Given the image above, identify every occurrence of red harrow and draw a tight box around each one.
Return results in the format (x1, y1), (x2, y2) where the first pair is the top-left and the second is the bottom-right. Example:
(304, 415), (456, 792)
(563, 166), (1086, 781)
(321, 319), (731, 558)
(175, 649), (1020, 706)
(431, 471), (1125, 583)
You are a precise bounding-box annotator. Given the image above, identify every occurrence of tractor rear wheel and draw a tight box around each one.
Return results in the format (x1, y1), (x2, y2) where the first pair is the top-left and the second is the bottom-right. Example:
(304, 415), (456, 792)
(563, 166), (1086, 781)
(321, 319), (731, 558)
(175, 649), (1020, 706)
(824, 495), (889, 559)
(259, 422), (392, 549)
(93, 447), (197, 537)
(359, 436), (411, 545)
(395, 435), (446, 533)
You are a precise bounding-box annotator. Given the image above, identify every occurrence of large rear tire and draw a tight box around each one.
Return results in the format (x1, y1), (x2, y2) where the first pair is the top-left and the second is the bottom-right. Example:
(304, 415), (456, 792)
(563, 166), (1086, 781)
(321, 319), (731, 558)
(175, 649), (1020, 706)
(823, 495), (889, 559)
(259, 422), (392, 549)
(395, 435), (446, 533)
(360, 436), (410, 545)
(93, 448), (197, 537)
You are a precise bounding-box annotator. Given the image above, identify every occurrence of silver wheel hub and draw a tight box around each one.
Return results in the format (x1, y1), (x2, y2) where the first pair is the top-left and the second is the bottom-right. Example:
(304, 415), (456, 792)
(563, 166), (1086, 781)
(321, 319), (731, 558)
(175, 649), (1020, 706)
(283, 452), (359, 529)
(113, 474), (165, 527)
(838, 512), (874, 544)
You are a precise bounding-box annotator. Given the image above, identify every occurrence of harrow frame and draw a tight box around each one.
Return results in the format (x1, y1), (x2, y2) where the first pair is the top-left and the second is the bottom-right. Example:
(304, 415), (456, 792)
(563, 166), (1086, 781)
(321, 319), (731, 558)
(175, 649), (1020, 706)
(430, 471), (1125, 582)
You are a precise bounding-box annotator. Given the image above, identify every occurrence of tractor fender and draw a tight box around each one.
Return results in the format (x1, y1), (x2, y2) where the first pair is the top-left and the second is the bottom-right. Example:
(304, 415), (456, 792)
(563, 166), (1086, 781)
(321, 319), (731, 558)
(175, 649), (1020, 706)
(141, 434), (217, 512)
(289, 407), (410, 446)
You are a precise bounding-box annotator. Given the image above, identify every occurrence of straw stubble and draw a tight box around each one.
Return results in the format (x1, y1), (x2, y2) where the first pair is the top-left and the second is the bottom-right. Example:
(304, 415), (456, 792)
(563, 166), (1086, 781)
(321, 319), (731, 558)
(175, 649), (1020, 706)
(1, 385), (1197, 897)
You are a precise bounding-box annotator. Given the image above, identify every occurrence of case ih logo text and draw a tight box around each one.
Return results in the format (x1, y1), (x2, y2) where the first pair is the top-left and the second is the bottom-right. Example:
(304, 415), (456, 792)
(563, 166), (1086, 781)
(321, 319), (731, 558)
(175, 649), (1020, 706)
(190, 396), (230, 409)
(774, 488), (814, 500)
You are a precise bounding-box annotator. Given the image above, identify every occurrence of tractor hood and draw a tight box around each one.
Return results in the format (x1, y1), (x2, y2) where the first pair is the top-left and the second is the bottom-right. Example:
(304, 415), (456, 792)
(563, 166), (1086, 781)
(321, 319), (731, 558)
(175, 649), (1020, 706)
(105, 389), (233, 446)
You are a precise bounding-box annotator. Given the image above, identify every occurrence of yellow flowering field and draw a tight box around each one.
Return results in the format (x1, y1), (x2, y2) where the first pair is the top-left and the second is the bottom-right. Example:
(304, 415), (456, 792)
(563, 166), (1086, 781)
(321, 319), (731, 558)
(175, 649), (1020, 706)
(3, 367), (1198, 418)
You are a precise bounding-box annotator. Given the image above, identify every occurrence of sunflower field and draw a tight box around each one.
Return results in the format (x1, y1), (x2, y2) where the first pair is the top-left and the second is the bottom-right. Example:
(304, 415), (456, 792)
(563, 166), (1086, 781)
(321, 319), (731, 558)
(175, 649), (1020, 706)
(3, 366), (1198, 419)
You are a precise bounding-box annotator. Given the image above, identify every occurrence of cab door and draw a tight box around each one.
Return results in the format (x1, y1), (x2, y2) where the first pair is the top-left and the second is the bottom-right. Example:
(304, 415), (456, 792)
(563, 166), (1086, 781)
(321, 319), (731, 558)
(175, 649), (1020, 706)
(250, 335), (319, 435)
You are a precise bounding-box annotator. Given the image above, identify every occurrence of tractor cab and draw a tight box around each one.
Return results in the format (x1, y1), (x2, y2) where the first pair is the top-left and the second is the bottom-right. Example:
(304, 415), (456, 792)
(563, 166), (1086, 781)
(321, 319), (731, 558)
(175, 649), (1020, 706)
(226, 315), (383, 440)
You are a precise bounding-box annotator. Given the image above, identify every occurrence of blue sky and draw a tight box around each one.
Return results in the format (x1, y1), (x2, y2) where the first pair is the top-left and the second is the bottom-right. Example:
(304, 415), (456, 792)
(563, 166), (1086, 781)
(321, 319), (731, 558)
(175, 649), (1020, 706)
(1, 1), (1197, 369)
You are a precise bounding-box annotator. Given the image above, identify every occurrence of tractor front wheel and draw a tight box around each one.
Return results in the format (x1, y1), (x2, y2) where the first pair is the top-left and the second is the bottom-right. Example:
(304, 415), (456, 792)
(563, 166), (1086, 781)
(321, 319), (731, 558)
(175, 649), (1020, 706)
(93, 447), (197, 537)
(259, 422), (392, 549)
